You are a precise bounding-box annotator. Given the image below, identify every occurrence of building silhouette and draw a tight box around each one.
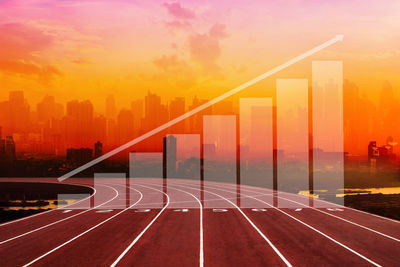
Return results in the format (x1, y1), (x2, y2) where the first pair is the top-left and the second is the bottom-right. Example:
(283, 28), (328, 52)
(94, 141), (103, 158)
(66, 148), (93, 167)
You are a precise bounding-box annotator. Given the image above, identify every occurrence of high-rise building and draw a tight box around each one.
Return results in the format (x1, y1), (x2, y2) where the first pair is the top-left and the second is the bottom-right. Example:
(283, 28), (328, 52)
(94, 141), (103, 158)
(5, 136), (16, 160)
(106, 95), (117, 119)
(37, 95), (64, 122)
(66, 100), (94, 147)
(144, 91), (168, 130)
(117, 109), (134, 144)
(368, 141), (378, 162)
(163, 135), (177, 177)
(66, 148), (93, 166)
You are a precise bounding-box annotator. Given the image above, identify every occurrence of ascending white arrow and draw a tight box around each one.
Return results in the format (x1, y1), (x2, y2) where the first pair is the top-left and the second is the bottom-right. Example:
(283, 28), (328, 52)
(58, 34), (344, 182)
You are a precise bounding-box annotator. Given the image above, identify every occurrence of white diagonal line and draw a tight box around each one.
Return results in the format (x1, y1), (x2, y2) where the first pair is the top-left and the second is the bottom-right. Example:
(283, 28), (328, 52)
(58, 35), (343, 181)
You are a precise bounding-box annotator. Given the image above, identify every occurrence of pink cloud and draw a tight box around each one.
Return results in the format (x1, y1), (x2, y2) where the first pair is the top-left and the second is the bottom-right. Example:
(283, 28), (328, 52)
(188, 23), (229, 73)
(163, 2), (195, 19)
(0, 23), (61, 82)
(209, 23), (228, 39)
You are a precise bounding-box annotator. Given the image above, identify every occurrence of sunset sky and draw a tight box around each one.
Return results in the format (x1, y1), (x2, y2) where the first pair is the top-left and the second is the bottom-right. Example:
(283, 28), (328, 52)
(0, 0), (399, 112)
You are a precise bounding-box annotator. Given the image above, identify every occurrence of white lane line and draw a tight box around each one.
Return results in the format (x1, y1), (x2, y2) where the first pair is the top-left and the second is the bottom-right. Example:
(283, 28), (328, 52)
(212, 182), (400, 242)
(0, 184), (119, 245)
(170, 182), (292, 267)
(110, 184), (170, 267)
(241, 183), (400, 224)
(200, 183), (382, 267)
(0, 181), (96, 227)
(144, 183), (204, 267)
(22, 186), (144, 267)
(62, 210), (73, 213)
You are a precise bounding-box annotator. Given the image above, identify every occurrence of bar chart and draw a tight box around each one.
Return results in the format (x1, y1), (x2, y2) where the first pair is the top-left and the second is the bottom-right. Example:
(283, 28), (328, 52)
(68, 60), (344, 210)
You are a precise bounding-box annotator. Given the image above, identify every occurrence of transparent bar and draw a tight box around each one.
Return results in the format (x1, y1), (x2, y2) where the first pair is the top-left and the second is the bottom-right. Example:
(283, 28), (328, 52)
(129, 152), (163, 208)
(277, 79), (309, 208)
(203, 115), (236, 208)
(312, 61), (344, 208)
(57, 194), (90, 209)
(240, 98), (273, 208)
(94, 173), (126, 209)
(166, 134), (201, 208)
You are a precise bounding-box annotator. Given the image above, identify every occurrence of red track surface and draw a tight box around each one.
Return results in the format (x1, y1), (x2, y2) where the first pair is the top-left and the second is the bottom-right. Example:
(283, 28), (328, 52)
(0, 178), (399, 267)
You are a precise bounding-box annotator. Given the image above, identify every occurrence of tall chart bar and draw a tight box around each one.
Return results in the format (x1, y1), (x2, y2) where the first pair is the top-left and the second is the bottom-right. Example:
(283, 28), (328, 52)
(240, 98), (273, 208)
(277, 79), (309, 208)
(94, 173), (126, 209)
(129, 152), (163, 208)
(165, 134), (200, 208)
(203, 115), (236, 208)
(312, 61), (344, 207)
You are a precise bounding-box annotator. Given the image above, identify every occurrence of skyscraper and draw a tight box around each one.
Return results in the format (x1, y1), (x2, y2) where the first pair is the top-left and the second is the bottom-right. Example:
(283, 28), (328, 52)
(94, 141), (103, 158)
(106, 95), (117, 119)
(5, 136), (16, 160)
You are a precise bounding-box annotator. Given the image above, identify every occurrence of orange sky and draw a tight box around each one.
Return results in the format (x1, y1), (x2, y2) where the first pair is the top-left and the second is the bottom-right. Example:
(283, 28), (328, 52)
(0, 0), (399, 113)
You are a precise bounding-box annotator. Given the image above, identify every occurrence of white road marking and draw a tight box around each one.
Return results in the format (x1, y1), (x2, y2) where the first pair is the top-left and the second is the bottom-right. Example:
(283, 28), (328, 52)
(213, 209), (228, 212)
(110, 184), (170, 267)
(252, 208), (267, 212)
(172, 182), (292, 267)
(173, 209), (189, 212)
(0, 184), (119, 245)
(96, 210), (113, 213)
(145, 183), (204, 267)
(203, 183), (382, 267)
(215, 182), (400, 242)
(22, 186), (144, 267)
(135, 209), (151, 213)
(295, 208), (302, 212)
(62, 210), (73, 213)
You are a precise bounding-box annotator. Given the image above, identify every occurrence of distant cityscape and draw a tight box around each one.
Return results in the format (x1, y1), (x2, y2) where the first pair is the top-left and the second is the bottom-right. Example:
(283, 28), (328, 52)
(0, 80), (400, 176)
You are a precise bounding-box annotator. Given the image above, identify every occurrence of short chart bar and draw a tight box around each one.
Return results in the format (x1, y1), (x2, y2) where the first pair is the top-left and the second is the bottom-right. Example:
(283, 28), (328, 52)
(277, 79), (309, 208)
(165, 134), (201, 208)
(203, 115), (236, 208)
(129, 152), (163, 208)
(57, 194), (90, 210)
(312, 61), (344, 207)
(94, 173), (126, 209)
(240, 98), (273, 208)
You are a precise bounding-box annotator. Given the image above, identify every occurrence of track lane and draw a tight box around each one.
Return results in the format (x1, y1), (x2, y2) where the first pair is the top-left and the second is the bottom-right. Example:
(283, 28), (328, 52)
(0, 184), (141, 266)
(111, 183), (203, 267)
(21, 184), (166, 266)
(199, 182), (400, 266)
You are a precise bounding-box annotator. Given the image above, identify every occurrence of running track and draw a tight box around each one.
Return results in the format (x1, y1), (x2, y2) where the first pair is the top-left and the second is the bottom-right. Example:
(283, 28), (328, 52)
(0, 178), (399, 266)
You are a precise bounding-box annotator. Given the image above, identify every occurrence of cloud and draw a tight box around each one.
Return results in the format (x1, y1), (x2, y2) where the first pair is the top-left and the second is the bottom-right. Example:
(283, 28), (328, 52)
(188, 23), (228, 74)
(163, 2), (195, 19)
(165, 20), (191, 31)
(0, 23), (53, 61)
(209, 23), (228, 39)
(71, 57), (93, 65)
(0, 23), (62, 82)
(153, 54), (188, 71)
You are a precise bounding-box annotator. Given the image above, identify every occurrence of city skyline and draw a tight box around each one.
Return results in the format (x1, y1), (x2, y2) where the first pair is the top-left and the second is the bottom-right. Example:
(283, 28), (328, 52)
(1, 78), (400, 159)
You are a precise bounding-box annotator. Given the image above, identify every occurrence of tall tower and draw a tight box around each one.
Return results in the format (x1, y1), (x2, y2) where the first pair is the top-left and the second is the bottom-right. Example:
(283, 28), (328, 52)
(94, 141), (103, 158)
